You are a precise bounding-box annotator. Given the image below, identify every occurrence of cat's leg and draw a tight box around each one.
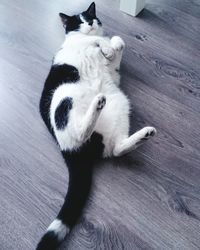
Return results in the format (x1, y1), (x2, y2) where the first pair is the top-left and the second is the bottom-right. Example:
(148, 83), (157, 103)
(113, 126), (156, 157)
(110, 36), (125, 69)
(76, 93), (106, 142)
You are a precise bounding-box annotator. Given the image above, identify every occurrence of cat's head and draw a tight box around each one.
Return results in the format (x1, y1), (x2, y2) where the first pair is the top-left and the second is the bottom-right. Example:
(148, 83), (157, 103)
(59, 2), (103, 36)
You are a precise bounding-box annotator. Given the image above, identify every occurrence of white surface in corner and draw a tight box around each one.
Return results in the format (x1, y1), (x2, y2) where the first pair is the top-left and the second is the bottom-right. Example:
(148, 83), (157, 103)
(120, 0), (146, 16)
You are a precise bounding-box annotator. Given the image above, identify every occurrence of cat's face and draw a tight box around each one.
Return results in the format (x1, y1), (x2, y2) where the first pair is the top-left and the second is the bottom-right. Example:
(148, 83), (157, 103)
(59, 2), (103, 36)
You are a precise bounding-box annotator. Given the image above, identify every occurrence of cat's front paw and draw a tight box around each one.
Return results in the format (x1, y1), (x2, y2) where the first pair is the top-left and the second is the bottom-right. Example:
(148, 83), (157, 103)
(111, 36), (125, 51)
(96, 94), (106, 110)
(101, 46), (115, 61)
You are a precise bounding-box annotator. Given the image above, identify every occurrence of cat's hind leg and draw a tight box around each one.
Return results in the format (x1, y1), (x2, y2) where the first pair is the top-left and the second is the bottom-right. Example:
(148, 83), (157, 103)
(76, 93), (106, 142)
(113, 127), (156, 157)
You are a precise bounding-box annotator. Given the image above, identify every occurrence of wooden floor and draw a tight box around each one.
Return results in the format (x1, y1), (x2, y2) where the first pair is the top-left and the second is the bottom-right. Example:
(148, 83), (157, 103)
(0, 0), (200, 249)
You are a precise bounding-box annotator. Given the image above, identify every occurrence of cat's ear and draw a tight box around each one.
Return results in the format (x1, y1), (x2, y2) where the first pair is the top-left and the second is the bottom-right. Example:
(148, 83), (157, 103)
(86, 2), (96, 17)
(59, 13), (70, 27)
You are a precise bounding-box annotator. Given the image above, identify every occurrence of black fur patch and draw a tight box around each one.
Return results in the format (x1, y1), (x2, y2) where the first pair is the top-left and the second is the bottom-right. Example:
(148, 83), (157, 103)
(63, 14), (83, 33)
(82, 11), (102, 26)
(40, 64), (79, 136)
(36, 231), (60, 250)
(48, 64), (80, 84)
(82, 2), (102, 26)
(55, 97), (73, 130)
(58, 132), (104, 227)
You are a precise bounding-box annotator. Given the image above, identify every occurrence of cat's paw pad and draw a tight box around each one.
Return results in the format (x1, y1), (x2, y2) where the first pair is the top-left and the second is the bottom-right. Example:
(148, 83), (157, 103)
(111, 36), (125, 51)
(101, 47), (115, 60)
(96, 94), (106, 110)
(142, 127), (157, 140)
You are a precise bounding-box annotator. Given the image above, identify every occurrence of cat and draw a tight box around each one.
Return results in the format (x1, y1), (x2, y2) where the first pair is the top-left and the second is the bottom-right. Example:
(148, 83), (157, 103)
(36, 2), (156, 249)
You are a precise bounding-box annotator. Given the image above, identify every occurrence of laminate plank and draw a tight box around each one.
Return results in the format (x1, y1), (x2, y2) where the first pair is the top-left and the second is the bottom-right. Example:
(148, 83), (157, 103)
(145, 2), (200, 44)
(147, 0), (200, 19)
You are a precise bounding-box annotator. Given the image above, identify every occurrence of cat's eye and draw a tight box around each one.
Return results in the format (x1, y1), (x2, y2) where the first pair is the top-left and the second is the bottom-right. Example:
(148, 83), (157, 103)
(88, 21), (93, 26)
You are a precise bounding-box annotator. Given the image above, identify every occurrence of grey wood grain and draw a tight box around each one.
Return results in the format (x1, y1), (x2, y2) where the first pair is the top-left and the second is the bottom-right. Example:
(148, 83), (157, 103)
(0, 0), (200, 249)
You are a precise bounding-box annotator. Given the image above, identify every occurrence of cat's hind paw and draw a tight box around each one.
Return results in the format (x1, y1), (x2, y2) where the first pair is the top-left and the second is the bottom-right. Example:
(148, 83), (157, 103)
(95, 94), (106, 110)
(141, 127), (157, 140)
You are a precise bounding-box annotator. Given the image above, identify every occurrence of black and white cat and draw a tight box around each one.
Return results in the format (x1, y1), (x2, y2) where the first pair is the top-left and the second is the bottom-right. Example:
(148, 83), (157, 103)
(37, 2), (156, 249)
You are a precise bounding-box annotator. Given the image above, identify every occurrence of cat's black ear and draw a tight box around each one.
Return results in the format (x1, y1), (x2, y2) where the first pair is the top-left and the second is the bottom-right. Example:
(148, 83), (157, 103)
(86, 2), (96, 17)
(59, 13), (70, 27)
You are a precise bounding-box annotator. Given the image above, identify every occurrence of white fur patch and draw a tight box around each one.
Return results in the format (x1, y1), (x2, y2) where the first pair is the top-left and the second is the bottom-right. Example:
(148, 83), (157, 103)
(47, 219), (69, 241)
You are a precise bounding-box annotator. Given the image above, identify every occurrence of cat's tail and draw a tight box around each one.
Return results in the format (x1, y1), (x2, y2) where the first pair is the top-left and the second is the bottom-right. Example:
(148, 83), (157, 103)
(36, 132), (104, 250)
